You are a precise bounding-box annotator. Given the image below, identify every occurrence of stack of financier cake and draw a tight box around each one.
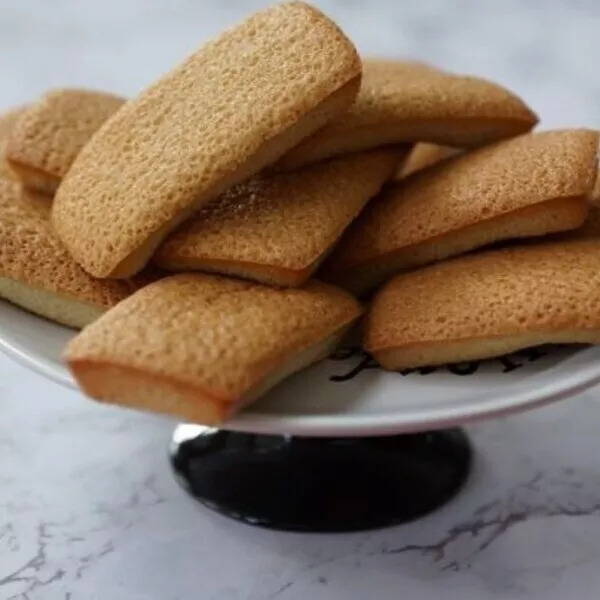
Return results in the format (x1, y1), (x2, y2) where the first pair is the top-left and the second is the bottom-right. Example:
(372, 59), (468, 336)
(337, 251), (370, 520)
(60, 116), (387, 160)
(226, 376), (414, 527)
(1, 1), (599, 425)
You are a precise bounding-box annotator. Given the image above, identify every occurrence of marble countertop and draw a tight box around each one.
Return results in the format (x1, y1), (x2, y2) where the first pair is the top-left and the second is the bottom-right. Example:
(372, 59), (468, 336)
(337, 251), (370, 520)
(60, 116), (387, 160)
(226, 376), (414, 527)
(2, 1), (600, 598)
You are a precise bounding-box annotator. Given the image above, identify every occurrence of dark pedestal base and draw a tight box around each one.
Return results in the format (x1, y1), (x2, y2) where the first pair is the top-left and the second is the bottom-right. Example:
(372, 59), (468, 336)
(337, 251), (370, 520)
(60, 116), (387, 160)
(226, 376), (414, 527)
(169, 425), (472, 532)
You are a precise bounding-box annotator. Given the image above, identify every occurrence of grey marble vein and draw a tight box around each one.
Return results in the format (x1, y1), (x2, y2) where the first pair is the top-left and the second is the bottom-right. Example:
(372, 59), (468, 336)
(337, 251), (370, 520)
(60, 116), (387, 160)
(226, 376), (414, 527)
(1, 523), (65, 598)
(372, 468), (600, 570)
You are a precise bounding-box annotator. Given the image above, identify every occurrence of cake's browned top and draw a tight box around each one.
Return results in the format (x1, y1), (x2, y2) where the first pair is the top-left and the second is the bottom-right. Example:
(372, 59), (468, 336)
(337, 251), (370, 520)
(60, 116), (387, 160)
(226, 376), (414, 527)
(324, 129), (599, 274)
(66, 274), (362, 400)
(157, 149), (400, 271)
(365, 240), (600, 352)
(339, 58), (536, 127)
(279, 58), (538, 166)
(5, 88), (124, 179)
(51, 1), (361, 278)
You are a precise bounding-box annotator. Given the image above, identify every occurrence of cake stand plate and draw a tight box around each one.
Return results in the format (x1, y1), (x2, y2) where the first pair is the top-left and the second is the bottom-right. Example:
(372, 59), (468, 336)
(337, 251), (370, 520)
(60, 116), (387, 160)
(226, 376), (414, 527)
(2, 299), (599, 530)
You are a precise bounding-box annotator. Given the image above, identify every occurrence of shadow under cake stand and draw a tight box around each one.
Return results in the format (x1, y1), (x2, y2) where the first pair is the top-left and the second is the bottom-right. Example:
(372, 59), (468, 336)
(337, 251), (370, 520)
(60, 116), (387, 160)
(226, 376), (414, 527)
(2, 300), (600, 532)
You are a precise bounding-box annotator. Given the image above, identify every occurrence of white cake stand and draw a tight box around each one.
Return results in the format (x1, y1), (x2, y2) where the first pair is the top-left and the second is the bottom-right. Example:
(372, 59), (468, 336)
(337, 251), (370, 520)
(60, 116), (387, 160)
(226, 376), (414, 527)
(3, 298), (600, 531)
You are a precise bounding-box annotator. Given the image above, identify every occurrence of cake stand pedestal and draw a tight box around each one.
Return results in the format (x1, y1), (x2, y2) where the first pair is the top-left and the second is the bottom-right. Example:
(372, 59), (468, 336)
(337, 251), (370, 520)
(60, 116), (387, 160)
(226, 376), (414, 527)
(170, 425), (471, 531)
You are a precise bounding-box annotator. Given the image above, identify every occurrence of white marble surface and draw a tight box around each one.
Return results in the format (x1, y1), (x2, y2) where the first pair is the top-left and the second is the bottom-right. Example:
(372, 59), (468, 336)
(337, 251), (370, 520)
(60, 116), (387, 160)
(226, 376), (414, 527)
(2, 1), (600, 598)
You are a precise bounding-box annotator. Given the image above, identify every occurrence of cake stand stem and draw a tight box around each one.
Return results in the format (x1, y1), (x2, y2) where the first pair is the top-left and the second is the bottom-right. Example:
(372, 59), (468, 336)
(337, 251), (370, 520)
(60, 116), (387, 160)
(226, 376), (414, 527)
(169, 425), (472, 532)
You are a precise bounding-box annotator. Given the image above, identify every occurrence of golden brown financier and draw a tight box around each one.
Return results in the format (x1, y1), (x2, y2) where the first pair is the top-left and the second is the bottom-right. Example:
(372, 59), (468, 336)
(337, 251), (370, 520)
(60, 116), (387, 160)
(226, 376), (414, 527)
(277, 58), (537, 169)
(365, 241), (600, 370)
(52, 2), (362, 279)
(0, 177), (148, 329)
(156, 149), (402, 287)
(5, 89), (124, 194)
(65, 274), (363, 425)
(0, 108), (148, 328)
(322, 129), (598, 295)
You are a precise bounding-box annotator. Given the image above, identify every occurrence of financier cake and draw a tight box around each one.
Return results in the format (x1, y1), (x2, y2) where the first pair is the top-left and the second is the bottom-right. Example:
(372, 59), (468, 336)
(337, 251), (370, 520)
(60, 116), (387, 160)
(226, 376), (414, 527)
(277, 58), (537, 169)
(52, 2), (362, 279)
(322, 129), (598, 295)
(0, 178), (147, 328)
(5, 89), (124, 195)
(65, 274), (363, 425)
(155, 149), (401, 287)
(364, 241), (600, 370)
(0, 107), (147, 329)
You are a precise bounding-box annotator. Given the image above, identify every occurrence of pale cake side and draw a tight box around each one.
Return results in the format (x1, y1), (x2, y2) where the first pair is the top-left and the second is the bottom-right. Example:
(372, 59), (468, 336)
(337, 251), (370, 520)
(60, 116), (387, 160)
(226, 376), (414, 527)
(5, 89), (124, 194)
(65, 274), (363, 425)
(322, 129), (598, 295)
(365, 241), (600, 370)
(156, 149), (402, 287)
(52, 2), (362, 279)
(278, 58), (538, 169)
